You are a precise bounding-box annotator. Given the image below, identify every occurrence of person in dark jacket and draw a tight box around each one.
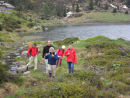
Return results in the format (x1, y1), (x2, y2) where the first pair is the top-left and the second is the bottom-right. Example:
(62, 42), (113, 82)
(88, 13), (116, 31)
(45, 47), (58, 78)
(42, 41), (54, 75)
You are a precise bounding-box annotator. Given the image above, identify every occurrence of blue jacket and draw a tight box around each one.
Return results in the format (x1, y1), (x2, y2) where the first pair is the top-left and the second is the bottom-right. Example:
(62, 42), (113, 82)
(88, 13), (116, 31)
(45, 52), (58, 65)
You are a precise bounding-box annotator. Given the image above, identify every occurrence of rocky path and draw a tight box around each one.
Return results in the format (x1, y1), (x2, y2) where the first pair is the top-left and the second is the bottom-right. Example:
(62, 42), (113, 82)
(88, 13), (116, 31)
(2, 41), (46, 74)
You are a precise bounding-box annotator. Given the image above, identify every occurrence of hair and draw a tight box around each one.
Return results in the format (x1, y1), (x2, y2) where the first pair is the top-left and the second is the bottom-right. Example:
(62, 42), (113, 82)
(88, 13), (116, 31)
(33, 43), (37, 46)
(48, 40), (51, 43)
(49, 47), (55, 52)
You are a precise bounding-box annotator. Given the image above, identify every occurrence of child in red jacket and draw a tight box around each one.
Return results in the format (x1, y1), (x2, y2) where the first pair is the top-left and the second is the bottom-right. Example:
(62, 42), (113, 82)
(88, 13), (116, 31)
(27, 43), (38, 71)
(65, 44), (77, 73)
(56, 45), (65, 67)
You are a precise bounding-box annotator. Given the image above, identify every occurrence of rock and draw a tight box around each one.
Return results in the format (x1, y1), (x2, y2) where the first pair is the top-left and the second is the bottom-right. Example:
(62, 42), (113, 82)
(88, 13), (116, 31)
(21, 51), (28, 55)
(2, 60), (6, 65)
(23, 71), (30, 75)
(8, 70), (17, 75)
(27, 65), (34, 70)
(16, 61), (26, 65)
(10, 66), (18, 71)
(16, 65), (27, 73)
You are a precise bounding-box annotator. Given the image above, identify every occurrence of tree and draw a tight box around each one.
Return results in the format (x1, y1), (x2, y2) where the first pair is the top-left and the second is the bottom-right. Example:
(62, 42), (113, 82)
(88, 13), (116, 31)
(104, 4), (109, 10)
(76, 4), (80, 12)
(88, 0), (94, 10)
(41, 3), (51, 19)
(112, 8), (117, 13)
(126, 0), (130, 8)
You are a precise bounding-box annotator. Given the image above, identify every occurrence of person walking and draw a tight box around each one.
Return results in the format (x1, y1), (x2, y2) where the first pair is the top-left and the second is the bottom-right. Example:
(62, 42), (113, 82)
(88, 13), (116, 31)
(27, 43), (39, 70)
(42, 41), (54, 75)
(45, 47), (58, 78)
(65, 44), (77, 73)
(56, 45), (66, 67)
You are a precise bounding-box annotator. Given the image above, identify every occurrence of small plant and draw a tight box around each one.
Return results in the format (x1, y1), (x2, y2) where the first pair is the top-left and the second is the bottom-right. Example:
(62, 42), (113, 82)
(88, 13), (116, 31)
(112, 64), (120, 70)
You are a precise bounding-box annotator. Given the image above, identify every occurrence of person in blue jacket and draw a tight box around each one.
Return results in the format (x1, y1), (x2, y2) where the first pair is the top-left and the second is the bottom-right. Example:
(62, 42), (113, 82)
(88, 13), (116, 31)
(45, 47), (58, 78)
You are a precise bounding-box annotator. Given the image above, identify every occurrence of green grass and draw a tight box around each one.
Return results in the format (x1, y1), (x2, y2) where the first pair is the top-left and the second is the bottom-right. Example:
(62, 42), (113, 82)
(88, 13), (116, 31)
(3, 36), (130, 98)
(83, 12), (130, 22)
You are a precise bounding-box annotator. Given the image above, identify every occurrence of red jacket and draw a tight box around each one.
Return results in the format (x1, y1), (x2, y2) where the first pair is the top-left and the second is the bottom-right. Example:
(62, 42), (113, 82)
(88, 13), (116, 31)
(65, 48), (77, 64)
(28, 46), (38, 57)
(57, 48), (65, 58)
(28, 46), (32, 56)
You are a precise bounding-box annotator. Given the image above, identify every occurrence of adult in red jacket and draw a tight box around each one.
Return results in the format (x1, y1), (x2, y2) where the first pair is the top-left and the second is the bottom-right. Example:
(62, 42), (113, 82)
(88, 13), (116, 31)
(65, 44), (77, 73)
(27, 43), (38, 71)
(56, 45), (65, 67)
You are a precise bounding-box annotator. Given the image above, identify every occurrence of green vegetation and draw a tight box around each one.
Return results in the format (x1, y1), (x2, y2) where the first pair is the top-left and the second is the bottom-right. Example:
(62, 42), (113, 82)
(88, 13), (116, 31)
(0, 11), (34, 32)
(3, 36), (130, 98)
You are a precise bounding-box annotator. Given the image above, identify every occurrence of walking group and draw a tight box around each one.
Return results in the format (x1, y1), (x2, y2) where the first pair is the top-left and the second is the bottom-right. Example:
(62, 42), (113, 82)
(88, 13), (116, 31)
(26, 41), (77, 78)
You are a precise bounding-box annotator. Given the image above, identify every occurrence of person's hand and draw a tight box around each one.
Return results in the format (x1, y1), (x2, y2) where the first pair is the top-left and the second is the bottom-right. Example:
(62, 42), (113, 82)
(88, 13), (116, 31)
(45, 53), (48, 56)
(68, 52), (70, 55)
(51, 54), (54, 57)
(42, 58), (45, 62)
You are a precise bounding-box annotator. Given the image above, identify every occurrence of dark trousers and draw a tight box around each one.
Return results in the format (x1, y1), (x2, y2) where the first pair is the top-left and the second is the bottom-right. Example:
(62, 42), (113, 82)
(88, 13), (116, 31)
(67, 62), (74, 73)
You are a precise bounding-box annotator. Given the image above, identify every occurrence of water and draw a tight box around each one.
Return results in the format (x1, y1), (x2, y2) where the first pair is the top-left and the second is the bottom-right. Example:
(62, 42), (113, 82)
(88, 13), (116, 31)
(22, 24), (130, 41)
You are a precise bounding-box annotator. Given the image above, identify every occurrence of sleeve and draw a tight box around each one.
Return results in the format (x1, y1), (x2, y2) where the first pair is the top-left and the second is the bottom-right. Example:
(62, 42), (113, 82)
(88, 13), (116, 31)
(54, 54), (59, 60)
(74, 50), (77, 64)
(64, 50), (68, 56)
(45, 54), (48, 59)
(42, 47), (45, 58)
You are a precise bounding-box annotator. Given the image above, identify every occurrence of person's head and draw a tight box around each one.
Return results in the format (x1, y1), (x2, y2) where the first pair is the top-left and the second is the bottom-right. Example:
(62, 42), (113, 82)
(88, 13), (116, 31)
(28, 42), (32, 47)
(68, 44), (72, 49)
(49, 47), (55, 53)
(47, 40), (51, 46)
(62, 45), (66, 50)
(33, 43), (37, 47)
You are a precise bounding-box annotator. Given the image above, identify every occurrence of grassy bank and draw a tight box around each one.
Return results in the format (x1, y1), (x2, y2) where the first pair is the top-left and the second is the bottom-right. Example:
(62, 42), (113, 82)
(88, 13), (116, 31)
(65, 12), (130, 24)
(2, 36), (130, 98)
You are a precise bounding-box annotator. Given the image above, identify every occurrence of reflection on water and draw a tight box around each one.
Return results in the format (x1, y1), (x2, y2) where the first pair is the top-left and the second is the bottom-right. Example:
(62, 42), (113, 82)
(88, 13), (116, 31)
(22, 24), (130, 41)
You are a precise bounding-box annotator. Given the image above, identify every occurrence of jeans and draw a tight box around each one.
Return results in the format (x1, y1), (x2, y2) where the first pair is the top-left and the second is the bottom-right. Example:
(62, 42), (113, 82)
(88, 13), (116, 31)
(67, 62), (74, 73)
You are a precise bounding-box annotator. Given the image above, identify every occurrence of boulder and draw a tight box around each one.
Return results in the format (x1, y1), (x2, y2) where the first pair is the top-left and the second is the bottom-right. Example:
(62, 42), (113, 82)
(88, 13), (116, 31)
(23, 71), (30, 75)
(16, 65), (27, 73)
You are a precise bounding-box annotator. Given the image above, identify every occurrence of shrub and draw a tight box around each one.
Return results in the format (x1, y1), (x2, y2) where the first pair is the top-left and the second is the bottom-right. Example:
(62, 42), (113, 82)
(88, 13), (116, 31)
(125, 10), (129, 14)
(112, 8), (117, 13)
(105, 49), (122, 55)
(0, 24), (3, 31)
(27, 22), (35, 28)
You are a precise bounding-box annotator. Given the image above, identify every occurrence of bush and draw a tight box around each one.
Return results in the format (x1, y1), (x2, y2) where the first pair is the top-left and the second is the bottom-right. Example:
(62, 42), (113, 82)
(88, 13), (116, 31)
(27, 22), (35, 28)
(112, 8), (117, 13)
(105, 49), (122, 55)
(125, 10), (129, 14)
(0, 24), (3, 31)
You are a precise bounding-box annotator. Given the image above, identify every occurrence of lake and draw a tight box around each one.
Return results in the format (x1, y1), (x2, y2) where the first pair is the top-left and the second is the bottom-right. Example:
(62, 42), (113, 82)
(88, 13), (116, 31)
(22, 24), (130, 41)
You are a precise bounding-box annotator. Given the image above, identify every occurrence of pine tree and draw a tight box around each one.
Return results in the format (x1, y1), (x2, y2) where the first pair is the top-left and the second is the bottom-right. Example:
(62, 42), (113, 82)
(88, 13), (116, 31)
(89, 0), (94, 10)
